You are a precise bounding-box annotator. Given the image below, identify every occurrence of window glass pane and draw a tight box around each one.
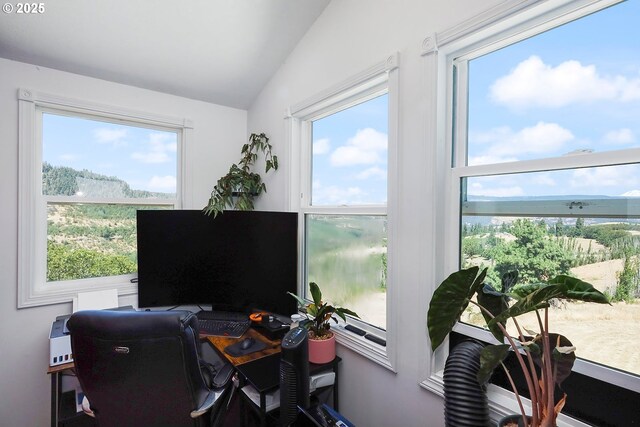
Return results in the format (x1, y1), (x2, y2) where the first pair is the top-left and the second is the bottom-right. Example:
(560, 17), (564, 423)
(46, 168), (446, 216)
(306, 214), (387, 330)
(42, 113), (178, 198)
(467, 1), (640, 166)
(311, 94), (388, 206)
(47, 203), (171, 282)
(464, 163), (640, 201)
(461, 172), (640, 376)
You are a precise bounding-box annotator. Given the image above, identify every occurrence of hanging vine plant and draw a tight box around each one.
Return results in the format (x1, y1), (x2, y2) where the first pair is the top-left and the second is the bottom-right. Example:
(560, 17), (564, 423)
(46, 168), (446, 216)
(203, 133), (278, 217)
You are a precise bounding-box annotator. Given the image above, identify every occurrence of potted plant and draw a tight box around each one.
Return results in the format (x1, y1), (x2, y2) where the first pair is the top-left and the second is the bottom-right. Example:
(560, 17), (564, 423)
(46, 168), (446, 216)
(203, 132), (278, 217)
(288, 282), (359, 364)
(427, 266), (609, 427)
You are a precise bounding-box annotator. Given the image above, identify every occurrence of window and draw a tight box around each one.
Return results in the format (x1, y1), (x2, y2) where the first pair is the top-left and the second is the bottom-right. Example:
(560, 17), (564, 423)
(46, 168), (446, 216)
(308, 94), (388, 330)
(426, 0), (640, 423)
(18, 89), (189, 307)
(288, 55), (398, 368)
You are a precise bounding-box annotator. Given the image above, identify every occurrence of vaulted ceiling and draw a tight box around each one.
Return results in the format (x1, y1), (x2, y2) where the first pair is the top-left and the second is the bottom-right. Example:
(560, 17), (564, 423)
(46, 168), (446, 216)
(0, 0), (330, 109)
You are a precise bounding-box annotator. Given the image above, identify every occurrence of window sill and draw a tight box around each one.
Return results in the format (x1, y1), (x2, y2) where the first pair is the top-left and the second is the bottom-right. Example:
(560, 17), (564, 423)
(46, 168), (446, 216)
(18, 276), (137, 308)
(420, 373), (592, 427)
(333, 324), (395, 372)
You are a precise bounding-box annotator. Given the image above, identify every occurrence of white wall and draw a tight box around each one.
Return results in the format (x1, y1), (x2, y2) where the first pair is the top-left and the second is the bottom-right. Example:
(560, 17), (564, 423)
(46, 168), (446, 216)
(0, 57), (247, 426)
(248, 0), (503, 425)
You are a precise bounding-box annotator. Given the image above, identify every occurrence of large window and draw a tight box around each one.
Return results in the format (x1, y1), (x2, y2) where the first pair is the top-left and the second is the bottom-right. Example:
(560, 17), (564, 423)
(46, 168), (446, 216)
(19, 90), (188, 307)
(289, 55), (398, 366)
(307, 94), (389, 330)
(427, 0), (640, 421)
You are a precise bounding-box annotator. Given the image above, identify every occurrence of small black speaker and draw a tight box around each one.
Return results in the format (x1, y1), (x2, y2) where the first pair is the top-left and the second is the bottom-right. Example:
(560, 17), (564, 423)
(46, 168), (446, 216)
(280, 327), (309, 426)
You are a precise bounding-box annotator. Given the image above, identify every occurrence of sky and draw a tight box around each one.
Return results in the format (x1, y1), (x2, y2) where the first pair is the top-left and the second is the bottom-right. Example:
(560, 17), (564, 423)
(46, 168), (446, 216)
(311, 94), (388, 206)
(42, 113), (178, 195)
(466, 0), (640, 200)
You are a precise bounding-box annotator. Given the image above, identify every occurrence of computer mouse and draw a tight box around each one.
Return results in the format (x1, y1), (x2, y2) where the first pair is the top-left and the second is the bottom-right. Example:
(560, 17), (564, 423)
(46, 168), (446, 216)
(240, 337), (255, 350)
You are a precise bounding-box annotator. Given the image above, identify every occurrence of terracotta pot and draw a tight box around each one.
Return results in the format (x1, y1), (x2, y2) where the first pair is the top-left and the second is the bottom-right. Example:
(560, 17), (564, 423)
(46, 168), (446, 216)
(497, 415), (532, 427)
(308, 332), (336, 364)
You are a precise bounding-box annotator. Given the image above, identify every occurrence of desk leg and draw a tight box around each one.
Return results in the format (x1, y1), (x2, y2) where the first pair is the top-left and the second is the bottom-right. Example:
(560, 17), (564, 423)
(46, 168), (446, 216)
(259, 393), (267, 427)
(333, 362), (339, 412)
(50, 371), (61, 427)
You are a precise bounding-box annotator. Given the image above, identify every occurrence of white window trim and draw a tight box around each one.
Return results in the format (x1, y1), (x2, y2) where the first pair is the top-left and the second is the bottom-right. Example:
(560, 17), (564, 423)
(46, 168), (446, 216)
(286, 54), (399, 371)
(17, 88), (192, 308)
(420, 0), (637, 424)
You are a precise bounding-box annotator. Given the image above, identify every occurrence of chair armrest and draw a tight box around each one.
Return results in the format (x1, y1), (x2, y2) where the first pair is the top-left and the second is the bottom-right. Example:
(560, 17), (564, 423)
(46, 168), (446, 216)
(190, 390), (220, 418)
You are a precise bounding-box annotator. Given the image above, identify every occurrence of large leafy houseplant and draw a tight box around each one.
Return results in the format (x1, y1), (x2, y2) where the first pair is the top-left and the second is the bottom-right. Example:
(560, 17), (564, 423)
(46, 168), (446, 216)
(203, 133), (278, 217)
(289, 282), (359, 339)
(427, 266), (609, 427)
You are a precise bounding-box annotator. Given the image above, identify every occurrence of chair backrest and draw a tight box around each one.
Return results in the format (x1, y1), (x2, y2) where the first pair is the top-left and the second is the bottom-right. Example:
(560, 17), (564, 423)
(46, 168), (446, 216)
(67, 310), (210, 427)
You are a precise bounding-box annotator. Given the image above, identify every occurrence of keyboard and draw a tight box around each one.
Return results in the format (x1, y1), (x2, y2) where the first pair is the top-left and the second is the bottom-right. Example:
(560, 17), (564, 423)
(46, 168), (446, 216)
(196, 311), (251, 338)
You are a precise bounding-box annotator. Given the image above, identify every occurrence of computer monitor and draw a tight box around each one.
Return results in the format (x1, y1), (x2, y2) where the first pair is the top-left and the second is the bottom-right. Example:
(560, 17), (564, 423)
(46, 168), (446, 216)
(136, 210), (298, 316)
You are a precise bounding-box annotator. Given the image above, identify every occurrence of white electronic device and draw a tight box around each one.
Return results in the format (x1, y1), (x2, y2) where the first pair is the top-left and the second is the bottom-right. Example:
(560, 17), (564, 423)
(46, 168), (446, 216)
(49, 316), (73, 366)
(309, 371), (335, 392)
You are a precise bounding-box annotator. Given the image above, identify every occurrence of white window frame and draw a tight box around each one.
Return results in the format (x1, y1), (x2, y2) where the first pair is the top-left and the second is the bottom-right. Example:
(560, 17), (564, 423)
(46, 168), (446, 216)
(18, 88), (192, 308)
(286, 54), (399, 370)
(421, 0), (639, 424)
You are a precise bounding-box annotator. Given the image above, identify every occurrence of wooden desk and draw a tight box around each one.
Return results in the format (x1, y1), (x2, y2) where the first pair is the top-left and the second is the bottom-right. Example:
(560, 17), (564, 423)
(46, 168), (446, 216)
(203, 327), (281, 366)
(48, 363), (72, 427)
(204, 329), (340, 427)
(47, 362), (95, 427)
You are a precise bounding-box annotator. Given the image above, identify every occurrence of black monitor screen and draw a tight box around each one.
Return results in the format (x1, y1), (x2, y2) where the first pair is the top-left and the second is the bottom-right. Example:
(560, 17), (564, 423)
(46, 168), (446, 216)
(136, 210), (298, 316)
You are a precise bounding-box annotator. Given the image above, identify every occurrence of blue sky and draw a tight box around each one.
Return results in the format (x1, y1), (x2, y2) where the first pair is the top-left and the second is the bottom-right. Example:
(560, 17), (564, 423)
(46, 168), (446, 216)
(42, 113), (178, 195)
(311, 94), (388, 205)
(467, 0), (640, 199)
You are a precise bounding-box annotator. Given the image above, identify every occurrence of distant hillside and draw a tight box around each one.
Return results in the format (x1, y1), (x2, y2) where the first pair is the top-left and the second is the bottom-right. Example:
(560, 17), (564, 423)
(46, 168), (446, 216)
(42, 162), (172, 199)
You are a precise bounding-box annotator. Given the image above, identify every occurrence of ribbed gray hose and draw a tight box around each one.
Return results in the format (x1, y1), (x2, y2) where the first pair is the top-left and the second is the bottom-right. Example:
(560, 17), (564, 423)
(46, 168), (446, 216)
(443, 339), (490, 427)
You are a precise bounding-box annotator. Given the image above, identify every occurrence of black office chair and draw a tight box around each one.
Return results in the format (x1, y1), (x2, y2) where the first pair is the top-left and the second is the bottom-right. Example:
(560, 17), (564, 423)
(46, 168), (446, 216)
(67, 310), (233, 427)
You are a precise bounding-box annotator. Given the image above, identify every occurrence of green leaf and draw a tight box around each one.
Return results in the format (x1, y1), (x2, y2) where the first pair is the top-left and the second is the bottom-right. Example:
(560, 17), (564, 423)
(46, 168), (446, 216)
(501, 270), (519, 293)
(547, 275), (610, 304)
(477, 344), (510, 385)
(530, 333), (576, 385)
(521, 340), (541, 356)
(287, 291), (306, 308)
(490, 276), (609, 329)
(335, 307), (359, 322)
(427, 266), (487, 351)
(476, 283), (509, 342)
(309, 282), (323, 306)
(307, 303), (318, 318)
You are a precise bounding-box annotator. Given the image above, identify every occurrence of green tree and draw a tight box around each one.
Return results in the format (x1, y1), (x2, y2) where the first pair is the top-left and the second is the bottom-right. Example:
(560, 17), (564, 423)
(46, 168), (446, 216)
(554, 218), (564, 236)
(490, 219), (574, 283)
(613, 253), (640, 302)
(47, 241), (136, 282)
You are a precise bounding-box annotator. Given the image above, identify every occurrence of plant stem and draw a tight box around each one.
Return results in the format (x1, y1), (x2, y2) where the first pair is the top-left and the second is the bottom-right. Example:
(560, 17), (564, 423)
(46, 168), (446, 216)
(513, 318), (542, 423)
(543, 308), (555, 425)
(469, 300), (538, 424)
(501, 361), (528, 426)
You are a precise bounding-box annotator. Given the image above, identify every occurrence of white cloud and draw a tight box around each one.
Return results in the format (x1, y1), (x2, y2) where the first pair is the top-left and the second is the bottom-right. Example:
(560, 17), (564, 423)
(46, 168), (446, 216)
(148, 175), (176, 192)
(354, 167), (387, 180)
(603, 128), (635, 145)
(132, 133), (176, 164)
(469, 122), (574, 165)
(569, 166), (638, 189)
(490, 55), (640, 109)
(313, 138), (331, 155)
(531, 173), (556, 187)
(94, 128), (128, 146)
(467, 182), (524, 198)
(330, 128), (387, 167)
(313, 184), (366, 205)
